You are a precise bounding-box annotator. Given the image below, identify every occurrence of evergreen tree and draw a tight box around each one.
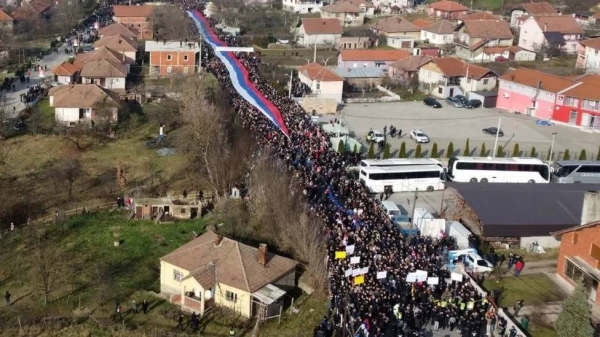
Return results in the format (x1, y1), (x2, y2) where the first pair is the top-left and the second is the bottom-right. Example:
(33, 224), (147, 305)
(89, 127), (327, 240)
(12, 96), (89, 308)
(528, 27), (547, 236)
(563, 149), (570, 160)
(597, 146), (600, 160)
(337, 140), (345, 153)
(497, 145), (504, 157)
(431, 142), (438, 158)
(579, 149), (587, 160)
(353, 144), (358, 154)
(479, 143), (487, 157)
(383, 143), (391, 159)
(399, 142), (407, 158)
(415, 144), (422, 158)
(446, 142), (454, 158)
(512, 143), (520, 157)
(367, 143), (375, 159)
(555, 280), (594, 337)
(463, 138), (470, 156)
(530, 146), (537, 158)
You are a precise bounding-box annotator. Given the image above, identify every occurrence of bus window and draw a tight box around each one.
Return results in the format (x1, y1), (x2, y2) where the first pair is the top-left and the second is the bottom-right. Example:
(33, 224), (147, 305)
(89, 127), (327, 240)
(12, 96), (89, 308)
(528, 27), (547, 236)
(555, 165), (577, 177)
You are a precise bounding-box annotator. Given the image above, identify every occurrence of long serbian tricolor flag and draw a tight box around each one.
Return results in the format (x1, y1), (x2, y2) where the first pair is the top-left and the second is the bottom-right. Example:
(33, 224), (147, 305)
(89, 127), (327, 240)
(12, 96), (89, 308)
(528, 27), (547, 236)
(188, 10), (289, 136)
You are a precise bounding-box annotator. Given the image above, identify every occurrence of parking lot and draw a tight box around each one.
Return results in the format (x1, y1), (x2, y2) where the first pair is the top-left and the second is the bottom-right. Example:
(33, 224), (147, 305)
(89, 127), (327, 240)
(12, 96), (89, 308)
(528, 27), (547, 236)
(330, 101), (600, 160)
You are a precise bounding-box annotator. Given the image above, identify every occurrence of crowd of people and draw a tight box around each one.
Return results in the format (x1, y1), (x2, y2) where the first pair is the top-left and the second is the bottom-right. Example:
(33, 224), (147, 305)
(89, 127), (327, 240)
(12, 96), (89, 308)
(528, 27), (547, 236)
(172, 2), (513, 336)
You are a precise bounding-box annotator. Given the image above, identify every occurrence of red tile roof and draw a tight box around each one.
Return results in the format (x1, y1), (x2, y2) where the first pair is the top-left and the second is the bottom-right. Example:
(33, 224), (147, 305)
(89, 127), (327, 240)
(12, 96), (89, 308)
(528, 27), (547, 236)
(0, 9), (13, 21)
(301, 18), (343, 35)
(371, 16), (421, 33)
(424, 57), (494, 79)
(500, 68), (574, 93)
(321, 0), (373, 13)
(422, 20), (455, 34)
(561, 82), (600, 101)
(99, 22), (138, 39)
(458, 12), (497, 21)
(428, 0), (469, 12)
(462, 20), (513, 39)
(298, 63), (344, 81)
(580, 37), (600, 50)
(519, 2), (557, 15)
(411, 18), (433, 28)
(113, 5), (154, 18)
(533, 15), (583, 35)
(389, 55), (432, 71)
(340, 49), (410, 62)
(51, 62), (79, 76)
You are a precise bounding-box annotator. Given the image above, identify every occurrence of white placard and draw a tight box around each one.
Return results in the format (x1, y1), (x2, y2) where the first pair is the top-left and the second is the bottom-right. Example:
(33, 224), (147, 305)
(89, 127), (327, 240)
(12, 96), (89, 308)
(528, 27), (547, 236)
(427, 277), (439, 285)
(416, 269), (428, 276)
(451, 272), (463, 282)
(416, 274), (427, 282)
(346, 245), (355, 255)
(377, 271), (387, 279)
(406, 272), (417, 283)
(352, 268), (361, 277)
(350, 256), (360, 265)
(445, 278), (452, 284)
(360, 267), (369, 275)
(345, 269), (352, 277)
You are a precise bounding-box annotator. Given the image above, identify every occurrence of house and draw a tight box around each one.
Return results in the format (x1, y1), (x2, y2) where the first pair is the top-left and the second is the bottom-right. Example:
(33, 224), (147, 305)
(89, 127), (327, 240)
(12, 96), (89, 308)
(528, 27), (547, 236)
(296, 18), (343, 47)
(0, 9), (14, 30)
(576, 38), (600, 70)
(481, 46), (536, 62)
(554, 75), (600, 128)
(337, 49), (410, 70)
(51, 62), (79, 85)
(420, 20), (455, 46)
(98, 22), (138, 40)
(320, 0), (375, 27)
(12, 0), (52, 21)
(518, 15), (583, 54)
(282, 0), (323, 14)
(427, 0), (469, 20)
(371, 0), (414, 13)
(418, 57), (497, 98)
(113, 5), (154, 40)
(298, 62), (344, 103)
(572, 11), (596, 26)
(496, 67), (575, 119)
(334, 66), (387, 86)
(93, 35), (138, 63)
(370, 16), (421, 49)
(457, 11), (497, 22)
(133, 197), (201, 221)
(552, 191), (600, 305)
(388, 55), (432, 84)
(145, 40), (202, 77)
(454, 19), (514, 63)
(448, 182), (600, 248)
(80, 59), (127, 92)
(509, 1), (557, 27)
(411, 18), (433, 28)
(74, 47), (132, 74)
(48, 84), (120, 126)
(338, 35), (376, 49)
(159, 231), (297, 317)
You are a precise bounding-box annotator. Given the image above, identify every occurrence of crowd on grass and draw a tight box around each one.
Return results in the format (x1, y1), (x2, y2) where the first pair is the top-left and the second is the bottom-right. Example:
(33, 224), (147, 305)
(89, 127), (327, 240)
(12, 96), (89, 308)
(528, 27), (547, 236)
(164, 2), (522, 337)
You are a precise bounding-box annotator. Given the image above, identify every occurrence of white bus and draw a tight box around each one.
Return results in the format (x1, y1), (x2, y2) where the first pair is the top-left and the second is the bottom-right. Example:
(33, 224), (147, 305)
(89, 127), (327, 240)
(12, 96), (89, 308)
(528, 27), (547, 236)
(447, 156), (550, 183)
(551, 161), (600, 183)
(359, 165), (445, 193)
(360, 158), (443, 168)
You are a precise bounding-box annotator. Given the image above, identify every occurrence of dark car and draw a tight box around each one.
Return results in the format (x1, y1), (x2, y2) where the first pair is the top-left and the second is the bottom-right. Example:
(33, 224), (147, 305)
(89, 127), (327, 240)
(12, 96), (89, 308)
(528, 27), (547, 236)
(424, 97), (442, 108)
(465, 99), (482, 109)
(482, 127), (504, 137)
(454, 95), (468, 105)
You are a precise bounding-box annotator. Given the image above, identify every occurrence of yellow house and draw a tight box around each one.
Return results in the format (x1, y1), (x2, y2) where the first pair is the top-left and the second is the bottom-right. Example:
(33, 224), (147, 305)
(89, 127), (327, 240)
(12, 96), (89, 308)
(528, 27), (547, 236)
(160, 231), (297, 319)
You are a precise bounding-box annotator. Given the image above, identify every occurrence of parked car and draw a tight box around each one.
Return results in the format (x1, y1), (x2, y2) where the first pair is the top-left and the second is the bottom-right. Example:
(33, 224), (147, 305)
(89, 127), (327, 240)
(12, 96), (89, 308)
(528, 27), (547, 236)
(464, 99), (482, 109)
(372, 130), (384, 143)
(446, 96), (464, 108)
(463, 254), (494, 274)
(482, 127), (504, 137)
(454, 95), (468, 105)
(424, 97), (441, 108)
(410, 129), (430, 143)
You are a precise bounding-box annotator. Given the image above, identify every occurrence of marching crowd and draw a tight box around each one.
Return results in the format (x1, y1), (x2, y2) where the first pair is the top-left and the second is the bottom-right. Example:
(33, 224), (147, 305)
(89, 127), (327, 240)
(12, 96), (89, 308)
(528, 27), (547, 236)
(174, 2), (512, 336)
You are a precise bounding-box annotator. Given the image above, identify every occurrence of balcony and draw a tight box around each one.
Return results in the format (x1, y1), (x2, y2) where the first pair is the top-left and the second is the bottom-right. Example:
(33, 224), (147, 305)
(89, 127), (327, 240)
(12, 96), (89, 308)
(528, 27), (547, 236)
(437, 78), (460, 87)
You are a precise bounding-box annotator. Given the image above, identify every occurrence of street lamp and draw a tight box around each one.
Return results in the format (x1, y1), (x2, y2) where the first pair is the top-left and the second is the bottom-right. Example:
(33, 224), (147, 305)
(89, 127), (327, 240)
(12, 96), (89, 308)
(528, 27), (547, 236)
(549, 132), (557, 164)
(285, 69), (293, 99)
(492, 116), (502, 158)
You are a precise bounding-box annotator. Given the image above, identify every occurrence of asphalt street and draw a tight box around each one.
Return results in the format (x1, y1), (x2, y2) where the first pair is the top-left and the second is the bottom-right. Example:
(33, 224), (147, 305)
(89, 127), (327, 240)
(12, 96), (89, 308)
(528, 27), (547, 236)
(331, 102), (600, 160)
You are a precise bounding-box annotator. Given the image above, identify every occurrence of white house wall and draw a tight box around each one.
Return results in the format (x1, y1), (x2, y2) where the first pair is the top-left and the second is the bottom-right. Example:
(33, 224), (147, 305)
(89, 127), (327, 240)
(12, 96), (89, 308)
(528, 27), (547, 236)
(54, 107), (82, 123)
(420, 31), (453, 46)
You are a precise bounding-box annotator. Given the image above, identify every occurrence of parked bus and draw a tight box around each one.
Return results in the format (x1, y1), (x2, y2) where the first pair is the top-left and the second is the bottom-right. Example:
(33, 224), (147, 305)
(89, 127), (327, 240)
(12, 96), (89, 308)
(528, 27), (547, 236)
(447, 156), (550, 183)
(360, 158), (443, 168)
(551, 161), (600, 183)
(359, 165), (445, 193)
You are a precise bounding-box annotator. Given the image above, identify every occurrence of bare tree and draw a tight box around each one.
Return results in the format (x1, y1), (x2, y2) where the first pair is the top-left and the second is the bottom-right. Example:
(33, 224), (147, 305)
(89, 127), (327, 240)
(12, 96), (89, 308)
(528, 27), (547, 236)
(61, 123), (90, 150)
(54, 158), (83, 200)
(51, 0), (84, 36)
(150, 5), (196, 40)
(28, 229), (70, 305)
(26, 106), (43, 137)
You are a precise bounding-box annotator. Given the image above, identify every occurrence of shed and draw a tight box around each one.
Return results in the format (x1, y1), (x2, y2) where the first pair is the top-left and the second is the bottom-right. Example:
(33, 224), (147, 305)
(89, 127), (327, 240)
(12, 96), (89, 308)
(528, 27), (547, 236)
(134, 197), (201, 222)
(334, 67), (387, 87)
(467, 91), (497, 108)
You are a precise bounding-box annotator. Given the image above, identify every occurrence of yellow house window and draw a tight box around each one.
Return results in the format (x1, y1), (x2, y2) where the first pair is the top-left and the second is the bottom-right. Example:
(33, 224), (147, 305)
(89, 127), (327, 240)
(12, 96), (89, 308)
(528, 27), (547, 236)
(173, 269), (183, 282)
(225, 290), (238, 302)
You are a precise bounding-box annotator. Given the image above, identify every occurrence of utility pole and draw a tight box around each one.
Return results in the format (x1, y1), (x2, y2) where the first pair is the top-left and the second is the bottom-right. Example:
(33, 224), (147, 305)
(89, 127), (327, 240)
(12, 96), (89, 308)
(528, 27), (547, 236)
(287, 68), (293, 99)
(409, 188), (418, 237)
(492, 116), (502, 158)
(313, 39), (317, 63)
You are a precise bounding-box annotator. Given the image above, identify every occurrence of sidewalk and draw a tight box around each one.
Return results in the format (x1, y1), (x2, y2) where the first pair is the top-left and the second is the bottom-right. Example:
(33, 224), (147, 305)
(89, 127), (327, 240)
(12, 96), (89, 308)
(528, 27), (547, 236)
(4, 48), (75, 118)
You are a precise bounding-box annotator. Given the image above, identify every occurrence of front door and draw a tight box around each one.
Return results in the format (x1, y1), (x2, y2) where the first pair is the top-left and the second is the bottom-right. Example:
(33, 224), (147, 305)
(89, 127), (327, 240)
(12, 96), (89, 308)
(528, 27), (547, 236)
(569, 110), (578, 124)
(449, 88), (454, 97)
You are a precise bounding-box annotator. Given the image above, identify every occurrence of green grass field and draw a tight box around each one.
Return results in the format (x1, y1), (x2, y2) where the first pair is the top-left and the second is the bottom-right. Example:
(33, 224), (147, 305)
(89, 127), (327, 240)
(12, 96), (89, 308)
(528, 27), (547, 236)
(483, 274), (565, 307)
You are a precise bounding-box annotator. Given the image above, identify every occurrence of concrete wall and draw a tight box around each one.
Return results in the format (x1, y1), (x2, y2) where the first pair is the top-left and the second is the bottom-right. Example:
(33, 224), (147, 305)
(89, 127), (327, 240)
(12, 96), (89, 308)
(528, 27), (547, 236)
(519, 235), (561, 249)
(496, 79), (557, 118)
(421, 31), (453, 46)
(55, 107), (82, 124)
(581, 191), (600, 225)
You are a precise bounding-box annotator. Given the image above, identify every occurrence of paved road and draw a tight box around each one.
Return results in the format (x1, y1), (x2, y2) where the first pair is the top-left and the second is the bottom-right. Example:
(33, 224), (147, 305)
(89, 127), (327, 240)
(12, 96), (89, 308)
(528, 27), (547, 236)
(331, 102), (600, 160)
(3, 49), (75, 118)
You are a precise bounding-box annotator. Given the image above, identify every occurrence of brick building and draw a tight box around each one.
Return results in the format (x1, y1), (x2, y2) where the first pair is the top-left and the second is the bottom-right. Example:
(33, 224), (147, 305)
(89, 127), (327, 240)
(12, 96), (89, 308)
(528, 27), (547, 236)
(552, 191), (600, 305)
(145, 40), (201, 77)
(113, 5), (154, 40)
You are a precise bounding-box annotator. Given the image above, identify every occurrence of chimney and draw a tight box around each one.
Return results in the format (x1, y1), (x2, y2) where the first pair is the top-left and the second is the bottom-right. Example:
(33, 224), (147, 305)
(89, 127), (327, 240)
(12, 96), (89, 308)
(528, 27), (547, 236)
(214, 235), (223, 246)
(544, 23), (548, 32)
(580, 191), (600, 226)
(258, 243), (267, 266)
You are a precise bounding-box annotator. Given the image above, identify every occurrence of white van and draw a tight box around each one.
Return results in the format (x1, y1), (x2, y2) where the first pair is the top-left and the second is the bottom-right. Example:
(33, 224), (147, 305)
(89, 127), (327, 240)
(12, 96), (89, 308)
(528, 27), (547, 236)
(463, 254), (494, 274)
(381, 201), (402, 219)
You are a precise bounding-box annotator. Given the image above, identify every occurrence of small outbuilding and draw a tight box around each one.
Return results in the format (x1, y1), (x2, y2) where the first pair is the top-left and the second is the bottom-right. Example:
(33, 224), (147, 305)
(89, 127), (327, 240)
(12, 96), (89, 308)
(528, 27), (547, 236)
(134, 197), (201, 221)
(467, 91), (498, 108)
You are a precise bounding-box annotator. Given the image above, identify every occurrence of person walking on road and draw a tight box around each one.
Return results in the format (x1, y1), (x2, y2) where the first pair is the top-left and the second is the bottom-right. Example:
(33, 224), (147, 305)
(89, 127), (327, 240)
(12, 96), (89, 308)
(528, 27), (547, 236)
(4, 291), (10, 305)
(513, 300), (523, 317)
(514, 259), (524, 276)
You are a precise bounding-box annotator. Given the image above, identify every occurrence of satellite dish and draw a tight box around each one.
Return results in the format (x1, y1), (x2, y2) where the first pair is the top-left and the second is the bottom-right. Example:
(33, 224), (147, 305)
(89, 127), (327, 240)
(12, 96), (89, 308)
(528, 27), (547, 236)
(204, 290), (213, 299)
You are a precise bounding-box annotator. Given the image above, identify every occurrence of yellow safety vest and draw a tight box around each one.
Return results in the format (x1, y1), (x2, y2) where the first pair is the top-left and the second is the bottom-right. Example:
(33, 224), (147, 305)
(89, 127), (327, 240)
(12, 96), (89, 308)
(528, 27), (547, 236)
(440, 301), (447, 308)
(460, 303), (466, 310)
(467, 301), (475, 310)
